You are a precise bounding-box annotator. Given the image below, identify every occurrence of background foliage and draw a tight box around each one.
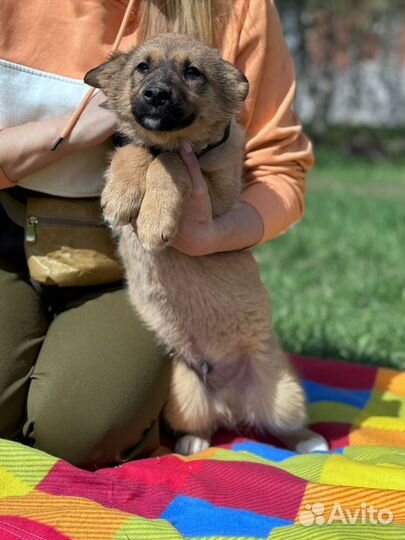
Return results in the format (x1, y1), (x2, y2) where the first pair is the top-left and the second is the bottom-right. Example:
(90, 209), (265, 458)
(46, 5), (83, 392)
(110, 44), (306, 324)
(255, 2), (405, 369)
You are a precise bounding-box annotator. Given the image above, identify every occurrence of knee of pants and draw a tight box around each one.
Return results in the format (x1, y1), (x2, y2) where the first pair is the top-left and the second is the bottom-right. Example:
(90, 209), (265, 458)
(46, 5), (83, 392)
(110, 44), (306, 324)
(24, 356), (171, 469)
(0, 267), (48, 439)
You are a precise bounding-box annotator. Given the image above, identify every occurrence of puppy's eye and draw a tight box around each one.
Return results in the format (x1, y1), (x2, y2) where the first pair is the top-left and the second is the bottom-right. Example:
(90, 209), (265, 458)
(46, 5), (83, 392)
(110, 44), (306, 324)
(136, 62), (149, 74)
(184, 66), (203, 80)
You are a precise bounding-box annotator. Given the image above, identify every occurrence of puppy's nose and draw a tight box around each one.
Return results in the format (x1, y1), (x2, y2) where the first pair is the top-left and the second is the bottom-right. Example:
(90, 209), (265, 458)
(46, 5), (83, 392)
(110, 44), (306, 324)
(142, 84), (171, 107)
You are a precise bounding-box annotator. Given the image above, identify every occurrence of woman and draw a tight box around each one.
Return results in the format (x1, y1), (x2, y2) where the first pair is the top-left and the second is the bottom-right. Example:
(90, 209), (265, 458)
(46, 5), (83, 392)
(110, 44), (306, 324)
(0, 0), (313, 469)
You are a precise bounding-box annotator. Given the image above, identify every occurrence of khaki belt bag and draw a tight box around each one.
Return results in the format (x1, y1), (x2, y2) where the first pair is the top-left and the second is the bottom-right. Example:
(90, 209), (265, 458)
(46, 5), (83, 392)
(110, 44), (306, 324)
(0, 192), (123, 287)
(25, 197), (123, 287)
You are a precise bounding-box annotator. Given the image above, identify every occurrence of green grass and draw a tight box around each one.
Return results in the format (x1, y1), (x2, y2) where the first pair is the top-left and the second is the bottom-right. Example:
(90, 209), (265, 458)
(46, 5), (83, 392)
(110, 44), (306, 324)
(254, 150), (405, 369)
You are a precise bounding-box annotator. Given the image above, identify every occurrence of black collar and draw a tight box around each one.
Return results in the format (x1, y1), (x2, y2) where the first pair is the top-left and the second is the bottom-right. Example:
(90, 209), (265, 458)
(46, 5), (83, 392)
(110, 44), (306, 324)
(113, 123), (231, 158)
(197, 123), (231, 156)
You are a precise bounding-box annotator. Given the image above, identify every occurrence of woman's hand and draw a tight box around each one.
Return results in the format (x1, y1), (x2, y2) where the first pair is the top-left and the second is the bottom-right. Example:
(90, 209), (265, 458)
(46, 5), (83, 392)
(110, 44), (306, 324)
(170, 145), (216, 256)
(0, 91), (117, 185)
(67, 90), (118, 151)
(170, 145), (264, 256)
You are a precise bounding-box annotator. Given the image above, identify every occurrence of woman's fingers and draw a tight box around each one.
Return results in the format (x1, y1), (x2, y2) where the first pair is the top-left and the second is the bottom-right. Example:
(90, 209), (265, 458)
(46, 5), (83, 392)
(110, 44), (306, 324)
(180, 144), (208, 198)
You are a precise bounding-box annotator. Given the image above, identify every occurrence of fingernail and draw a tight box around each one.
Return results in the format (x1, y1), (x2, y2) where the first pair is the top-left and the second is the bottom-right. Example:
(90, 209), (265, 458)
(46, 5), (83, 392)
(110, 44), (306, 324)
(182, 143), (193, 154)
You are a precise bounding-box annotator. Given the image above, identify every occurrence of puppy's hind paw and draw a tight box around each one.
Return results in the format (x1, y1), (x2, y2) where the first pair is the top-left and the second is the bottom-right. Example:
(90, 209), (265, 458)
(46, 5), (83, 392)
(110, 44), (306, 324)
(277, 427), (329, 454)
(175, 435), (210, 456)
(295, 430), (329, 454)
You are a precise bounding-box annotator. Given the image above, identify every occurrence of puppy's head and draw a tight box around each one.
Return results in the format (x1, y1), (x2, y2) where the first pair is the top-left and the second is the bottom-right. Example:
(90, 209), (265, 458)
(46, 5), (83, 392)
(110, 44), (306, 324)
(84, 33), (248, 148)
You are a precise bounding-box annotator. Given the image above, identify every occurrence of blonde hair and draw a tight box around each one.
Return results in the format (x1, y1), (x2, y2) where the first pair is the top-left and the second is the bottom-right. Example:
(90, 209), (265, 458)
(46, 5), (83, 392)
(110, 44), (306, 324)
(137, 0), (233, 48)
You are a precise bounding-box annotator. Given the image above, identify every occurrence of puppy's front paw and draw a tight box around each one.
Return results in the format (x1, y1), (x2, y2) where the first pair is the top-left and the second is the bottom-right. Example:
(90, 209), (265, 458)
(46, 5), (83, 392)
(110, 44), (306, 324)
(175, 435), (210, 456)
(101, 181), (144, 229)
(136, 208), (179, 252)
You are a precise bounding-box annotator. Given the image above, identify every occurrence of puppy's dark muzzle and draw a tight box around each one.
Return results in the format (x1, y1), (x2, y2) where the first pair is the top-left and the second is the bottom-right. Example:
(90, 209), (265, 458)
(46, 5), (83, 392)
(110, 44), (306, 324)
(142, 84), (172, 109)
(132, 80), (196, 132)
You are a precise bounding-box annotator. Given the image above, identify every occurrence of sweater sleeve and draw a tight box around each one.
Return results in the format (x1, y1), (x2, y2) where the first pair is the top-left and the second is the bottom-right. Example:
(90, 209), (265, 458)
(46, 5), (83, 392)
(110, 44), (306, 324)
(235, 0), (314, 244)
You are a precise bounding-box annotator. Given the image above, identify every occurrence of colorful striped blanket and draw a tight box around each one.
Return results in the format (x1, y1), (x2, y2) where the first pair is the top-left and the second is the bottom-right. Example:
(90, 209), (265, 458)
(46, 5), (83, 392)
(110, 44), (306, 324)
(0, 356), (404, 539)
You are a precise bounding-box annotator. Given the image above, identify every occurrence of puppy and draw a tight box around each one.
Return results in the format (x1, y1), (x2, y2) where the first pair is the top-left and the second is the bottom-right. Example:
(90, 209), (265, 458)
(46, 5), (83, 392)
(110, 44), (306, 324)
(85, 33), (328, 455)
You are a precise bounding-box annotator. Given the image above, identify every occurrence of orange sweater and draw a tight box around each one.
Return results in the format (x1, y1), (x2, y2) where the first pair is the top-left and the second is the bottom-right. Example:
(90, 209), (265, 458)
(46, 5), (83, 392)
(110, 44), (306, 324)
(0, 0), (313, 243)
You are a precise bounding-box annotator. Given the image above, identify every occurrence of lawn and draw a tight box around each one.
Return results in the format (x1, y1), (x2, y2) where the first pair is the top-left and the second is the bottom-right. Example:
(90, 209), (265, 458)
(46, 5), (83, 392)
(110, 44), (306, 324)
(254, 149), (405, 370)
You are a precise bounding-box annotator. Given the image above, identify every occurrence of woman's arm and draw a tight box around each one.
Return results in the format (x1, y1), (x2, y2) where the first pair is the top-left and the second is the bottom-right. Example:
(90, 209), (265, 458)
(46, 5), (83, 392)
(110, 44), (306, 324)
(172, 0), (313, 255)
(0, 91), (117, 188)
(236, 0), (314, 244)
(0, 115), (73, 188)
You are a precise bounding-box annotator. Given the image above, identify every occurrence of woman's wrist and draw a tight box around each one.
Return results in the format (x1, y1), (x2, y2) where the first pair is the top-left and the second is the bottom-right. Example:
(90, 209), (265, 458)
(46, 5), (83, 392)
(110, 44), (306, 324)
(0, 115), (77, 183)
(212, 202), (264, 253)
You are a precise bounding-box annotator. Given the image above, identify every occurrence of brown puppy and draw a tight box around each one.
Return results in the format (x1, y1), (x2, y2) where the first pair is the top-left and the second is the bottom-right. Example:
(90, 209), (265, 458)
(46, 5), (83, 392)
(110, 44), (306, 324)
(85, 33), (328, 455)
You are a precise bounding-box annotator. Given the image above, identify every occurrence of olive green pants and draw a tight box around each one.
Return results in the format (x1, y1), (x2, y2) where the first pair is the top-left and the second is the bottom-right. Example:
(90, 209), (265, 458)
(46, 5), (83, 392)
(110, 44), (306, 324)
(0, 204), (170, 469)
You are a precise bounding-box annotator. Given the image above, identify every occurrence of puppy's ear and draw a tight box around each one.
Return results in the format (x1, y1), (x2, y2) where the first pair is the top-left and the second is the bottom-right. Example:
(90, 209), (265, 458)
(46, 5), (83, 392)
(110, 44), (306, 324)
(222, 61), (249, 102)
(84, 52), (129, 89)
